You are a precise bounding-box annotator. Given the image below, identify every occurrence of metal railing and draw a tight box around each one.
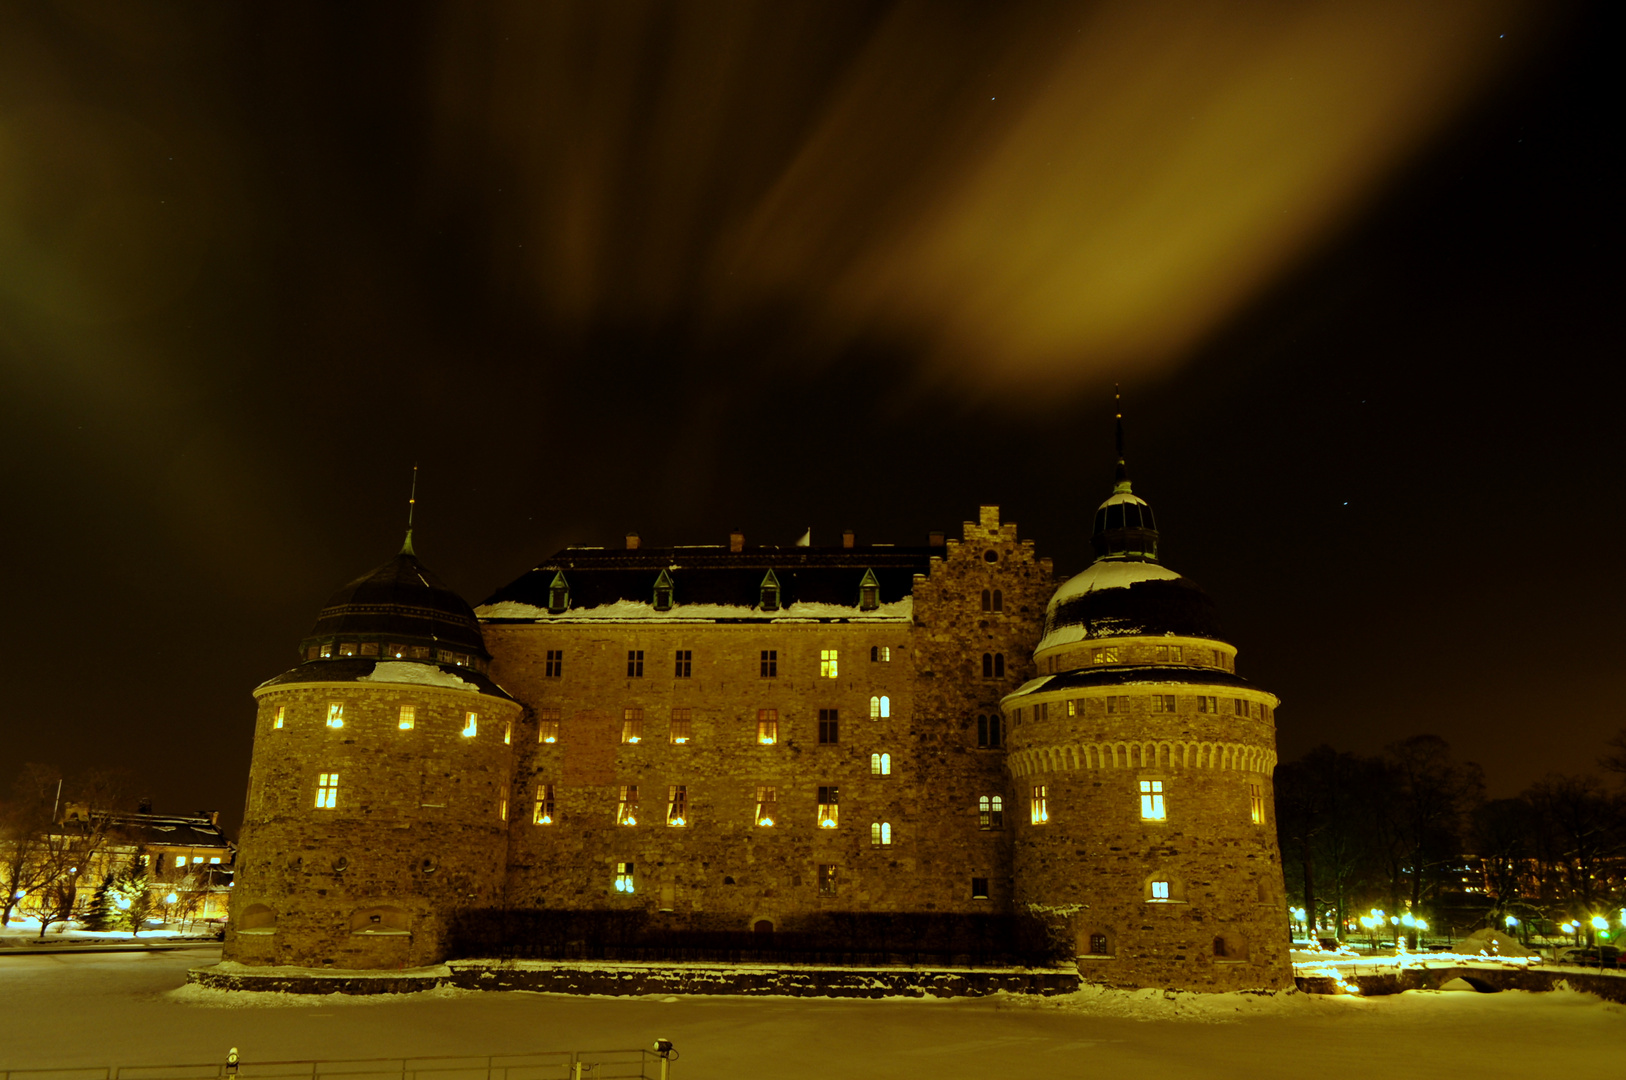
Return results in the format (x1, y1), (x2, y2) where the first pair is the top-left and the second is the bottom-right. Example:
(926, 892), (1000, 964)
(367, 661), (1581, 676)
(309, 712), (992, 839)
(0, 1047), (670, 1080)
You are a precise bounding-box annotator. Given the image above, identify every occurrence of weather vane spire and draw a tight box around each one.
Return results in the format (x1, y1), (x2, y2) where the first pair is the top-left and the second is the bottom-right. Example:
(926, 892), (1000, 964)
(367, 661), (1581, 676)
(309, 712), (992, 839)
(1113, 384), (1132, 493)
(401, 464), (418, 555)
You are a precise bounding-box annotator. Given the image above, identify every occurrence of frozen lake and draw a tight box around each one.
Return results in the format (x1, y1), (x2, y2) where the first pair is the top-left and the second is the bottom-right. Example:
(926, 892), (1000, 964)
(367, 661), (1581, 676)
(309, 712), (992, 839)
(0, 948), (1620, 1078)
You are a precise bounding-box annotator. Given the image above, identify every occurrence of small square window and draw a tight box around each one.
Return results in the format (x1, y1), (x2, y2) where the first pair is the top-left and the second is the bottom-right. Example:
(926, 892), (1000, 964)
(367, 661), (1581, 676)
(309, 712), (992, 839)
(1151, 695), (1176, 713)
(538, 708), (561, 743)
(409, 645), (431, 659)
(818, 709), (839, 744)
(306, 646), (319, 660)
(338, 642), (357, 657)
(319, 644), (333, 658)
(971, 877), (989, 900)
(1198, 696), (1217, 714)
(670, 708), (692, 744)
(756, 709), (778, 745)
(760, 650), (777, 677)
(545, 650), (564, 678)
(674, 650), (692, 678)
(621, 709), (644, 744)
(1234, 698), (1247, 716)
(817, 864), (838, 895)
(1095, 646), (1118, 664)
(360, 642), (380, 656)
(1090, 933), (1110, 955)
(627, 650), (645, 678)
(819, 649), (839, 678)
(398, 705), (415, 730)
(817, 785), (839, 828)
(871, 646), (891, 663)
(1150, 880), (1170, 901)
(1170, 645), (1183, 662)
(387, 643), (405, 659)
(614, 861), (635, 893)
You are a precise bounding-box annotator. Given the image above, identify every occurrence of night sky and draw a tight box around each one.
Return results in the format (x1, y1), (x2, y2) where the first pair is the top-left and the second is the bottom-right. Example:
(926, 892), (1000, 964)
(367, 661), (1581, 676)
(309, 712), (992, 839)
(1, 2), (1618, 835)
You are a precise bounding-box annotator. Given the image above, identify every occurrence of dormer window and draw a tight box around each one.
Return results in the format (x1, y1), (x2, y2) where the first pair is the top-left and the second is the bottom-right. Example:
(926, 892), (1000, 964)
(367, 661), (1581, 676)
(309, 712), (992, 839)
(759, 569), (781, 612)
(547, 571), (570, 613)
(652, 569), (673, 611)
(858, 569), (879, 611)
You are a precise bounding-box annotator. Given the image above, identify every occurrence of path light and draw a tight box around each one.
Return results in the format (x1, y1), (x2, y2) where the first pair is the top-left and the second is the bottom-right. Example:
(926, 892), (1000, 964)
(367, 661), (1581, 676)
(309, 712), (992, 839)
(166, 892), (179, 904)
(1505, 915), (1519, 929)
(1591, 916), (1609, 932)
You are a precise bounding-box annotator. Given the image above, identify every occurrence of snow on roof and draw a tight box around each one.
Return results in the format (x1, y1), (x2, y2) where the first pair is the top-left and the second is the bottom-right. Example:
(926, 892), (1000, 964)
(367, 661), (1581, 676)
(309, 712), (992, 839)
(1048, 559), (1182, 608)
(477, 597), (913, 623)
(1096, 491), (1149, 509)
(358, 662), (479, 692)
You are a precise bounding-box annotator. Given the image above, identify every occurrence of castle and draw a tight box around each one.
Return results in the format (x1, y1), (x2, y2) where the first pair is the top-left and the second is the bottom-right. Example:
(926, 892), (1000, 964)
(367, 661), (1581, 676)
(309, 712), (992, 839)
(225, 432), (1292, 991)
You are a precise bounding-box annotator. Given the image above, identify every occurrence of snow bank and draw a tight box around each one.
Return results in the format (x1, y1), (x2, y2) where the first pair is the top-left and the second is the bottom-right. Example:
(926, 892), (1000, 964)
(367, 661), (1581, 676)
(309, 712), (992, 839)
(1453, 929), (1536, 957)
(358, 662), (477, 692)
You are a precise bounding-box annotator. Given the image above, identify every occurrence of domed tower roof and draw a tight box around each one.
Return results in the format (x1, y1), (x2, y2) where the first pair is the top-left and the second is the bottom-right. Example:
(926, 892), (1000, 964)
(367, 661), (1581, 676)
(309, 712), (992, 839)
(1036, 408), (1222, 652)
(296, 532), (490, 662)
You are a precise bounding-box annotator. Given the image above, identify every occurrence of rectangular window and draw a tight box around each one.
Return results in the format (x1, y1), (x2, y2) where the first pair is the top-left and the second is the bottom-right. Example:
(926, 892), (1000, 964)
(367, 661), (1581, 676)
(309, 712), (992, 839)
(617, 785), (639, 826)
(1030, 785), (1048, 824)
(669, 708), (692, 744)
(1140, 779), (1166, 820)
(499, 797), (508, 822)
(537, 708), (561, 743)
(818, 708), (839, 744)
(817, 864), (838, 896)
(1198, 696), (1218, 713)
(1170, 645), (1184, 662)
(674, 650), (692, 678)
(1066, 700), (1076, 717)
(819, 649), (839, 678)
(1095, 646), (1119, 664)
(755, 785), (777, 827)
(614, 861), (635, 893)
(1234, 698), (1247, 716)
(760, 650), (777, 677)
(1106, 696), (1129, 715)
(1035, 702), (1049, 722)
(409, 645), (431, 659)
(870, 821), (892, 847)
(504, 721), (512, 745)
(398, 705), (415, 730)
(1151, 695), (1176, 713)
(461, 711), (479, 738)
(871, 645), (891, 662)
(360, 642), (380, 656)
(667, 785), (688, 826)
(319, 644), (333, 658)
(979, 795), (1004, 829)
(315, 773), (339, 809)
(756, 709), (778, 745)
(545, 650), (563, 678)
(1150, 880), (1170, 901)
(1250, 783), (1264, 825)
(326, 702), (344, 729)
(273, 706), (285, 730)
(971, 877), (990, 900)
(621, 709), (644, 744)
(533, 784), (556, 824)
(817, 785), (839, 828)
(627, 650), (644, 677)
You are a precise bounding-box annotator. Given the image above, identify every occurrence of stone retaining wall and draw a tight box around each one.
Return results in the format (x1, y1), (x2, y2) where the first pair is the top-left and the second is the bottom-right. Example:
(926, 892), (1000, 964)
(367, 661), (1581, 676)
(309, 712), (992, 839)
(1295, 966), (1626, 1003)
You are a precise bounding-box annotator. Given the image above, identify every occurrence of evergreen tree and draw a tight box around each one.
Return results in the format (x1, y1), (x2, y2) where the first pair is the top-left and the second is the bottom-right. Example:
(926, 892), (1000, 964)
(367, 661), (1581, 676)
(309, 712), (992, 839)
(79, 873), (114, 931)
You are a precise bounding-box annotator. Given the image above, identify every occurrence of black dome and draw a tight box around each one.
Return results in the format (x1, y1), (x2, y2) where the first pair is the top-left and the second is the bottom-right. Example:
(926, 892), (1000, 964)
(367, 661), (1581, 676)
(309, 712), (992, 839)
(1042, 571), (1223, 644)
(297, 546), (489, 663)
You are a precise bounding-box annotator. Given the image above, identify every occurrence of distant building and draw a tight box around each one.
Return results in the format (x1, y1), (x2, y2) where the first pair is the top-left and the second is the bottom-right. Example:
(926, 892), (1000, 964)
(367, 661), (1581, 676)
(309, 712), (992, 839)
(226, 431), (1291, 990)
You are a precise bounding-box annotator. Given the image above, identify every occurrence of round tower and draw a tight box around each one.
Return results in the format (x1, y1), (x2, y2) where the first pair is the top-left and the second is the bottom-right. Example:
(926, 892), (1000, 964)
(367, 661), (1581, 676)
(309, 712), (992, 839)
(1002, 421), (1292, 990)
(225, 534), (521, 970)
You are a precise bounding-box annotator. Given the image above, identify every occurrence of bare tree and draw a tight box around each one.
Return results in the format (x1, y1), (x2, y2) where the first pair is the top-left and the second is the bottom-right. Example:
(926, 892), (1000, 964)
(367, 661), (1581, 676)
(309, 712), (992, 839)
(1526, 774), (1624, 945)
(0, 764), (63, 927)
(1380, 735), (1484, 947)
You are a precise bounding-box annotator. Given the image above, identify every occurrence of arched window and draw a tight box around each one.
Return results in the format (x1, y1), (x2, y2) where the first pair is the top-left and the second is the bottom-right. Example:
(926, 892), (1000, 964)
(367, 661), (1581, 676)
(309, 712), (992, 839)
(992, 589), (1003, 612)
(978, 795), (1003, 829)
(1213, 936), (1228, 957)
(1089, 933), (1110, 955)
(868, 695), (890, 719)
(977, 714), (1002, 748)
(982, 653), (993, 678)
(870, 752), (891, 776)
(993, 653), (1005, 678)
(981, 589), (992, 612)
(870, 821), (892, 847)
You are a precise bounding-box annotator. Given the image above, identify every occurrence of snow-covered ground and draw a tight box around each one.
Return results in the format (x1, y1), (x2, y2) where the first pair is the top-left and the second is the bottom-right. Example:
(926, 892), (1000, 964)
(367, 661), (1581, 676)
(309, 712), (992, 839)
(0, 949), (1619, 1078)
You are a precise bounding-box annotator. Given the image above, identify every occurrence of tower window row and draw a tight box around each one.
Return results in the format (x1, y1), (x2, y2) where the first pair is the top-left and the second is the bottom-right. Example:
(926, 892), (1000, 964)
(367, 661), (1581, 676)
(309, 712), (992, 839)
(1082, 644), (1232, 671)
(304, 641), (488, 672)
(1010, 696), (1272, 723)
(534, 705), (895, 747)
(542, 647), (898, 680)
(276, 703), (502, 740)
(523, 784), (1010, 831)
(1021, 779), (1269, 827)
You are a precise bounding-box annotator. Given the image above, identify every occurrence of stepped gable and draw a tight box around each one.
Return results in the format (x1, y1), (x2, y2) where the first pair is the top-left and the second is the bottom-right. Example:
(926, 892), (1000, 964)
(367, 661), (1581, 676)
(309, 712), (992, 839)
(480, 543), (934, 617)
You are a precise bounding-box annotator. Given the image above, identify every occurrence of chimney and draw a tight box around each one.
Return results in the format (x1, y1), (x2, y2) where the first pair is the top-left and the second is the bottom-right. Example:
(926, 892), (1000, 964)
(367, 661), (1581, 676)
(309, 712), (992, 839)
(842, 529), (855, 549)
(928, 531), (945, 547)
(625, 532), (640, 550)
(729, 530), (744, 553)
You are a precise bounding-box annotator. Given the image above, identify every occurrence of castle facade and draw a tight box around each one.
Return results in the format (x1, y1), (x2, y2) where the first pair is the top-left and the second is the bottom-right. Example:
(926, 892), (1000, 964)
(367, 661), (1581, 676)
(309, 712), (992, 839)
(225, 446), (1292, 991)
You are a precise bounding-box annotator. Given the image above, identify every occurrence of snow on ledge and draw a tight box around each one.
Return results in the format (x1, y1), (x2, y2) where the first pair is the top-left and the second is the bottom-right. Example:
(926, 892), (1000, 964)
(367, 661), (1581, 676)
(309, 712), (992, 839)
(478, 597), (913, 623)
(358, 662), (478, 692)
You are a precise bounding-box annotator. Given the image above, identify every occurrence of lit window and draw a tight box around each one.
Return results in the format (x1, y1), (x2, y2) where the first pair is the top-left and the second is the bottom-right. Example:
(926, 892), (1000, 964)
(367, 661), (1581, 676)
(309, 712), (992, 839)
(977, 714), (1003, 748)
(621, 709), (644, 744)
(755, 785), (777, 827)
(326, 702), (344, 729)
(670, 708), (692, 744)
(869, 695), (890, 720)
(870, 821), (892, 847)
(674, 650), (692, 678)
(817, 786), (839, 828)
(757, 709), (778, 744)
(1171, 646), (1183, 662)
(1140, 780), (1166, 821)
(1151, 695), (1176, 713)
(319, 644), (333, 658)
(398, 705), (415, 730)
(503, 721), (512, 745)
(538, 708), (560, 743)
(1250, 783), (1265, 825)
(760, 650), (777, 677)
(175, 856), (188, 867)
(545, 650), (563, 678)
(972, 877), (989, 900)
(315, 773), (339, 809)
(667, 785), (688, 827)
(1197, 696), (1217, 714)
(462, 712), (479, 738)
(870, 752), (891, 776)
(617, 785), (639, 826)
(817, 864), (838, 895)
(1150, 880), (1170, 901)
(273, 706), (285, 730)
(1030, 785), (1048, 825)
(979, 795), (1004, 829)
(1094, 647), (1118, 664)
(871, 645), (890, 662)
(338, 642), (356, 657)
(614, 861), (635, 893)
(1090, 933), (1109, 954)
(627, 650), (644, 678)
(387, 643), (405, 659)
(534, 784), (556, 825)
(499, 798), (508, 821)
(820, 650), (839, 678)
(818, 709), (839, 744)
(209, 857), (221, 864)
(409, 645), (431, 659)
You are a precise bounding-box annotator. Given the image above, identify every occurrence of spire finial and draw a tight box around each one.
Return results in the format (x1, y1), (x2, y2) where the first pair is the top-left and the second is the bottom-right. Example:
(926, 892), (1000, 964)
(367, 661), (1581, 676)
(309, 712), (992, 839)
(401, 465), (418, 555)
(1113, 385), (1132, 493)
